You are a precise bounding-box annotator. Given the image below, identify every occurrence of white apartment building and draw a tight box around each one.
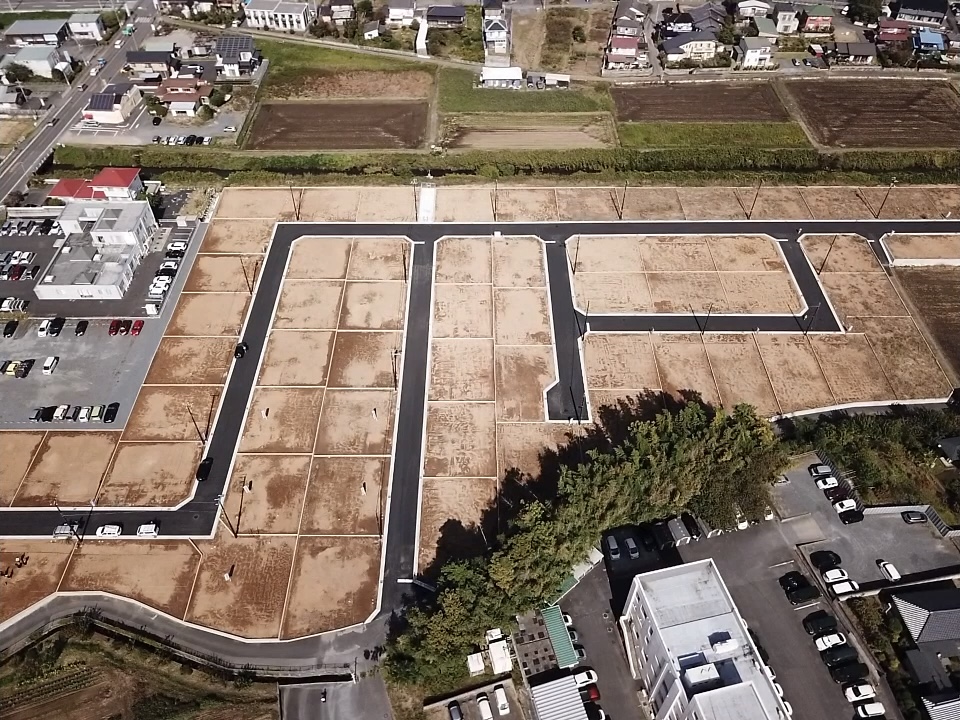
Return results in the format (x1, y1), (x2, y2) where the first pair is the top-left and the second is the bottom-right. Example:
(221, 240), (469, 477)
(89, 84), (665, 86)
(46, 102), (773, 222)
(620, 560), (790, 720)
(245, 0), (310, 31)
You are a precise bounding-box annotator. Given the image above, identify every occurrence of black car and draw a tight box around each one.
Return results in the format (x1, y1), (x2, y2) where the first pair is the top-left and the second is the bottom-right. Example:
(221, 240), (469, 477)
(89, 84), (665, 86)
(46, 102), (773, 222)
(830, 662), (869, 684)
(196, 456), (214, 481)
(803, 610), (837, 635)
(3, 319), (17, 338)
(902, 510), (928, 524)
(40, 405), (56, 422)
(788, 585), (822, 605)
(166, 250), (185, 259)
(29, 407), (42, 421)
(103, 402), (120, 423)
(779, 571), (806, 593)
(152, 115), (162, 126)
(185, 135), (195, 146)
(810, 550), (842, 571)
(75, 320), (88, 336)
(68, 406), (81, 421)
(681, 512), (703, 540)
(822, 645), (859, 667)
(15, 358), (34, 378)
(839, 509), (864, 525)
(234, 341), (248, 359)
(49, 317), (65, 336)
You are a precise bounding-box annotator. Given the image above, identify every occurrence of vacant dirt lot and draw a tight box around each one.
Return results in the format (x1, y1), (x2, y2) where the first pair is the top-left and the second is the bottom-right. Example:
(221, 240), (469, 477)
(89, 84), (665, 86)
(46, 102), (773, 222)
(803, 233), (881, 273)
(896, 267), (960, 381)
(298, 190), (361, 223)
(418, 477), (497, 571)
(124, 385), (222, 441)
(436, 237), (493, 283)
(215, 189), (296, 220)
(886, 234), (960, 263)
(240, 387), (325, 453)
(858, 315), (953, 399)
(340, 281), (407, 330)
(280, 69), (433, 99)
(248, 102), (429, 150)
(145, 336), (235, 385)
(493, 236), (546, 287)
(0, 541), (73, 621)
(442, 113), (616, 149)
(434, 188), (496, 222)
(223, 454), (311, 535)
(301, 456), (386, 535)
(202, 220), (275, 254)
(327, 331), (403, 388)
(259, 330), (334, 386)
(430, 338), (496, 401)
(611, 83), (789, 122)
(783, 80), (960, 148)
(274, 280), (344, 330)
(0, 431), (43, 505)
(98, 442), (202, 506)
(494, 288), (552, 344)
(185, 254), (260, 293)
(495, 345), (554, 422)
(425, 402), (497, 478)
(313, 388), (395, 455)
(432, 283), (494, 338)
(167, 293), (249, 336)
(14, 432), (120, 506)
(287, 237), (352, 279)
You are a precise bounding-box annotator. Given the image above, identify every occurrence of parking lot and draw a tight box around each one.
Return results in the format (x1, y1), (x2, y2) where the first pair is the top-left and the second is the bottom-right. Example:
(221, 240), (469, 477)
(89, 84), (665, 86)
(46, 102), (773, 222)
(424, 679), (521, 720)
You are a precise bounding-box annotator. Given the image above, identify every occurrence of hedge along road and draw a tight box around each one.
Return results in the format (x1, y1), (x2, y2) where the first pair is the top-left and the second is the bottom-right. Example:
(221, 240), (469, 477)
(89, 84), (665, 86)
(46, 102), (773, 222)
(4, 219), (960, 662)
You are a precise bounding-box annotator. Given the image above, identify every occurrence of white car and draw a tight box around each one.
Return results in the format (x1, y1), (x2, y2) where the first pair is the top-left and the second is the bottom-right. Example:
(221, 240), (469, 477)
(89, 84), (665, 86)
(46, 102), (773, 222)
(816, 475), (839, 489)
(95, 524), (122, 537)
(167, 241), (187, 251)
(782, 701), (793, 717)
(137, 522), (159, 538)
(561, 613), (574, 627)
(573, 670), (598, 687)
(833, 499), (858, 514)
(773, 682), (784, 697)
(53, 404), (69, 420)
(809, 463), (832, 477)
(223, 125), (237, 132)
(845, 683), (876, 703)
(822, 568), (850, 584)
(856, 702), (885, 718)
(159, 260), (179, 271)
(830, 580), (860, 596)
(113, 38), (124, 48)
(878, 560), (901, 582)
(37, 319), (51, 337)
(78, 406), (91, 422)
(815, 632), (846, 652)
(42, 355), (59, 375)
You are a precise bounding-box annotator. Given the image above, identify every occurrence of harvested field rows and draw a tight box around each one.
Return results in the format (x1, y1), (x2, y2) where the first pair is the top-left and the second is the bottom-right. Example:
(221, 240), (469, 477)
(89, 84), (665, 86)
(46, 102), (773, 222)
(611, 83), (790, 122)
(896, 267), (960, 383)
(442, 113), (616, 149)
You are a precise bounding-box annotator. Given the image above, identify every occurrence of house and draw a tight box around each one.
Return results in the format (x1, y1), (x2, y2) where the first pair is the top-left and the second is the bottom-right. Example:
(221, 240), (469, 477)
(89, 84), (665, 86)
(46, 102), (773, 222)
(426, 5), (465, 27)
(482, 0), (504, 19)
(897, 0), (948, 26)
(824, 40), (877, 62)
(244, 0), (310, 31)
(614, 0), (645, 22)
(688, 1), (728, 32)
(613, 14), (642, 35)
(67, 13), (105, 41)
(214, 35), (259, 77)
(479, 65), (522, 87)
(752, 16), (778, 38)
(175, 59), (217, 82)
(155, 76), (213, 116)
(49, 168), (145, 203)
(738, 35), (774, 65)
(663, 11), (695, 33)
(483, 16), (509, 53)
(125, 50), (177, 79)
(3, 19), (68, 46)
(82, 83), (141, 124)
(946, 29), (960, 54)
(387, 0), (416, 27)
(892, 588), (960, 710)
(661, 29), (718, 62)
(877, 16), (912, 42)
(0, 86), (25, 111)
(737, 0), (771, 17)
(801, 4), (834, 31)
(773, 2), (800, 33)
(329, 0), (355, 24)
(914, 27), (946, 51)
(605, 34), (649, 69)
(0, 46), (70, 81)
(362, 19), (381, 39)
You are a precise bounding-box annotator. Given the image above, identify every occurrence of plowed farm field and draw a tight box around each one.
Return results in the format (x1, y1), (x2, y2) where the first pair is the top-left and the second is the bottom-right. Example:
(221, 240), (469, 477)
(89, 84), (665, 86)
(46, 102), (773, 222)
(247, 101), (429, 150)
(782, 80), (960, 148)
(896, 267), (960, 380)
(611, 82), (790, 122)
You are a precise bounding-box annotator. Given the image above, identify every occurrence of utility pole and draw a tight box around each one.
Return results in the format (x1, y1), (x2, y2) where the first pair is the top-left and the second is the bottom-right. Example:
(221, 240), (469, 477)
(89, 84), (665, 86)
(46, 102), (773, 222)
(804, 303), (821, 336)
(573, 235), (581, 275)
(748, 179), (763, 220)
(493, 179), (499, 222)
(876, 177), (898, 219)
(701, 303), (714, 335)
(818, 234), (840, 275)
(217, 494), (237, 539)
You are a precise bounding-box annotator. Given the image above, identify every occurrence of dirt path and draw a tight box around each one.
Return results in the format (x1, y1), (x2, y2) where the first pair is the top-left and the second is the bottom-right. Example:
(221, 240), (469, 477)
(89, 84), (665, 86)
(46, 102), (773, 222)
(511, 9), (545, 70)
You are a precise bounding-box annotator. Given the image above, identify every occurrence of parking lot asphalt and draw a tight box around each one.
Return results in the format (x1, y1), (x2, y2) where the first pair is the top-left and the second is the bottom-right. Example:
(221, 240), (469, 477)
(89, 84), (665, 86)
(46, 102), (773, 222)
(775, 456), (960, 590)
(280, 678), (392, 720)
(423, 680), (521, 720)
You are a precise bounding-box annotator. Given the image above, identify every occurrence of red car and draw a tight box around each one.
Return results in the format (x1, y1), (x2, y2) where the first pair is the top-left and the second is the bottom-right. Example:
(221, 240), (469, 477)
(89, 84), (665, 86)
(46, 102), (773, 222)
(131, 320), (143, 336)
(108, 319), (121, 336)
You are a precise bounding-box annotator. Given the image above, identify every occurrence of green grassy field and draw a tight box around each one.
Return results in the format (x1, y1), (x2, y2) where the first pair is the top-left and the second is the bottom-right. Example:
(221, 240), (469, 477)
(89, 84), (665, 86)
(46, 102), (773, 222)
(0, 10), (72, 28)
(618, 122), (812, 148)
(437, 68), (611, 113)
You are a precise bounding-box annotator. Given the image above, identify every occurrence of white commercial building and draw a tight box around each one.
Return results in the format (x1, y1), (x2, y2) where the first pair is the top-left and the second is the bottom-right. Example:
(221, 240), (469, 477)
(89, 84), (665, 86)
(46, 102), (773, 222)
(0, 45), (69, 80)
(245, 0), (310, 31)
(68, 13), (106, 41)
(620, 559), (790, 720)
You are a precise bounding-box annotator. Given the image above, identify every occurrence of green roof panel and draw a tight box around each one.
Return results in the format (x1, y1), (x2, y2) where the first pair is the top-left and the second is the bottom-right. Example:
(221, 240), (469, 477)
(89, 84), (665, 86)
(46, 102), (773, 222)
(541, 605), (578, 669)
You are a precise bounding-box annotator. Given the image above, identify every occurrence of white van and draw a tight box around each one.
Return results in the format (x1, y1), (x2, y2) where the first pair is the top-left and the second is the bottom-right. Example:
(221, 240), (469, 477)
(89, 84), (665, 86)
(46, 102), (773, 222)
(493, 685), (509, 716)
(878, 560), (901, 582)
(42, 356), (59, 375)
(137, 522), (159, 538)
(477, 694), (493, 720)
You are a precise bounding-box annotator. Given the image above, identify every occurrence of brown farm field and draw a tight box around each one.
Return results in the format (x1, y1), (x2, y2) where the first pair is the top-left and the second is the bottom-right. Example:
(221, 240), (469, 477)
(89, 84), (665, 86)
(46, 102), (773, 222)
(895, 267), (960, 382)
(783, 80), (960, 148)
(611, 83), (789, 122)
(247, 101), (429, 151)
(441, 113), (616, 149)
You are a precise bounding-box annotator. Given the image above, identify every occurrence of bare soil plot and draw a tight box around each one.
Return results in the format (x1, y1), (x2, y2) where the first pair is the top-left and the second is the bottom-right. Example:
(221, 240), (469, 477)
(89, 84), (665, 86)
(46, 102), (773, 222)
(286, 237), (352, 279)
(703, 335), (781, 416)
(493, 236), (546, 287)
(885, 234), (960, 263)
(273, 280), (344, 330)
(248, 101), (428, 150)
(298, 189), (361, 222)
(733, 186), (812, 220)
(327, 331), (402, 388)
(259, 330), (334, 386)
(424, 402), (497, 477)
(611, 83), (789, 122)
(202, 220), (275, 254)
(0, 432), (43, 506)
(706, 235), (784, 272)
(282, 537), (380, 637)
(223, 454), (312, 534)
(621, 188), (685, 220)
(347, 237), (410, 280)
(239, 387), (325, 453)
(356, 188), (416, 223)
(755, 335), (835, 413)
(494, 288), (552, 344)
(783, 80), (960, 148)
(800, 187), (875, 220)
(435, 188), (496, 222)
(313, 389), (395, 455)
(15, 432), (119, 506)
(510, 10), (545, 70)
(60, 542), (199, 619)
(820, 273), (907, 318)
(496, 422), (577, 480)
(647, 272), (728, 313)
(931, 187), (960, 219)
(167, 293), (249, 336)
(573, 272), (652, 313)
(639, 241), (715, 272)
(0, 541), (73, 622)
(433, 284), (494, 338)
(569, 235), (647, 273)
(436, 237), (493, 283)
(184, 254), (261, 294)
(721, 273), (803, 313)
(302, 70), (433, 99)
(301, 456), (386, 535)
(215, 189), (296, 220)
(676, 187), (747, 220)
(585, 333), (659, 389)
(98, 442), (202, 507)
(864, 186), (944, 219)
(443, 113), (616, 149)
(145, 336), (235, 385)
(124, 386), (223, 441)
(340, 281), (407, 330)
(495, 188), (559, 222)
(430, 338), (496, 401)
(188, 534), (296, 638)
(495, 346), (554, 422)
(859, 315), (953, 400)
(556, 188), (621, 221)
(802, 234), (880, 273)
(809, 334), (896, 403)
(0, 118), (31, 145)
(418, 477), (497, 571)
(651, 335), (721, 407)
(896, 267), (960, 379)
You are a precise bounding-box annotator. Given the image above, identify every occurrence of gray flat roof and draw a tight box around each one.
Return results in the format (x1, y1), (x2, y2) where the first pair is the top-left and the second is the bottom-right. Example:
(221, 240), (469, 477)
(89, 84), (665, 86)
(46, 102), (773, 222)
(5, 18), (67, 35)
(68, 13), (102, 22)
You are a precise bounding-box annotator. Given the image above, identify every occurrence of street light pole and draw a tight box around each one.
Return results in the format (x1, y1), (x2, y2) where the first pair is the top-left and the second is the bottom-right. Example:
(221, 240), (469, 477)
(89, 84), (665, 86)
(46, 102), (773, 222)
(876, 177), (898, 219)
(818, 233), (840, 275)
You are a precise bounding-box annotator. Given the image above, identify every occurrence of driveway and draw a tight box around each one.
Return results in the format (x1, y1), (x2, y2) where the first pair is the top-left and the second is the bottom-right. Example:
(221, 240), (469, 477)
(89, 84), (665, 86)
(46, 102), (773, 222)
(280, 677), (391, 720)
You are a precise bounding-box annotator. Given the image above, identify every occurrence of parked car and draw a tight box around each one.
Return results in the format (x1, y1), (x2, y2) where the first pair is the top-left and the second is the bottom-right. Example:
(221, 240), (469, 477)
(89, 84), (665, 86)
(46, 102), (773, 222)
(152, 116), (162, 126)
(224, 125), (237, 132)
(3, 320), (17, 337)
(830, 581), (860, 597)
(803, 610), (837, 636)
(167, 241), (188, 252)
(95, 524), (122, 537)
(822, 645), (859, 667)
(788, 585), (821, 605)
(42, 355), (59, 375)
(78, 406), (91, 422)
(579, 685), (600, 702)
(49, 317), (65, 336)
(809, 463), (832, 477)
(606, 535), (620, 561)
(108, 319), (121, 336)
(196, 456), (214, 481)
(815, 632), (847, 652)
(878, 560), (901, 582)
(839, 510), (864, 525)
(67, 405), (81, 421)
(53, 404), (69, 420)
(131, 320), (143, 336)
(811, 550), (841, 570)
(681, 512), (703, 540)
(822, 568), (849, 584)
(448, 702), (462, 720)
(137, 522), (160, 538)
(779, 571), (806, 592)
(15, 358), (34, 378)
(574, 671), (598, 688)
(902, 510), (927, 524)
(75, 320), (88, 336)
(816, 475), (839, 489)
(119, 320), (132, 335)
(845, 683), (876, 703)
(37, 319), (51, 337)
(234, 341), (248, 358)
(833, 499), (858, 514)
(625, 536), (639, 559)
(831, 662), (869, 684)
(103, 402), (120, 423)
(856, 702), (885, 718)
(91, 404), (104, 421)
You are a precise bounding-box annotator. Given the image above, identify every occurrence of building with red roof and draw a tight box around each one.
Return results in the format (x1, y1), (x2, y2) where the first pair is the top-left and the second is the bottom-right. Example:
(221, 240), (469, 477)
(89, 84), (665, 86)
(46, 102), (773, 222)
(49, 167), (144, 203)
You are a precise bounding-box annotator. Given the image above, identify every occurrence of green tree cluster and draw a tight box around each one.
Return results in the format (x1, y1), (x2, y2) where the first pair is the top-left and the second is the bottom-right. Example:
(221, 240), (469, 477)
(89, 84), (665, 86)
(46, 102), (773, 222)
(385, 402), (786, 690)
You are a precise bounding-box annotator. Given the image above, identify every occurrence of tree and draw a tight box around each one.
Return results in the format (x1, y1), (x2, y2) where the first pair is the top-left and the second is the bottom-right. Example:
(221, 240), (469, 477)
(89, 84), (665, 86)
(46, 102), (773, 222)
(356, 0), (373, 17)
(572, 25), (586, 42)
(848, 0), (882, 23)
(4, 63), (33, 84)
(197, 105), (214, 120)
(209, 88), (226, 106)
